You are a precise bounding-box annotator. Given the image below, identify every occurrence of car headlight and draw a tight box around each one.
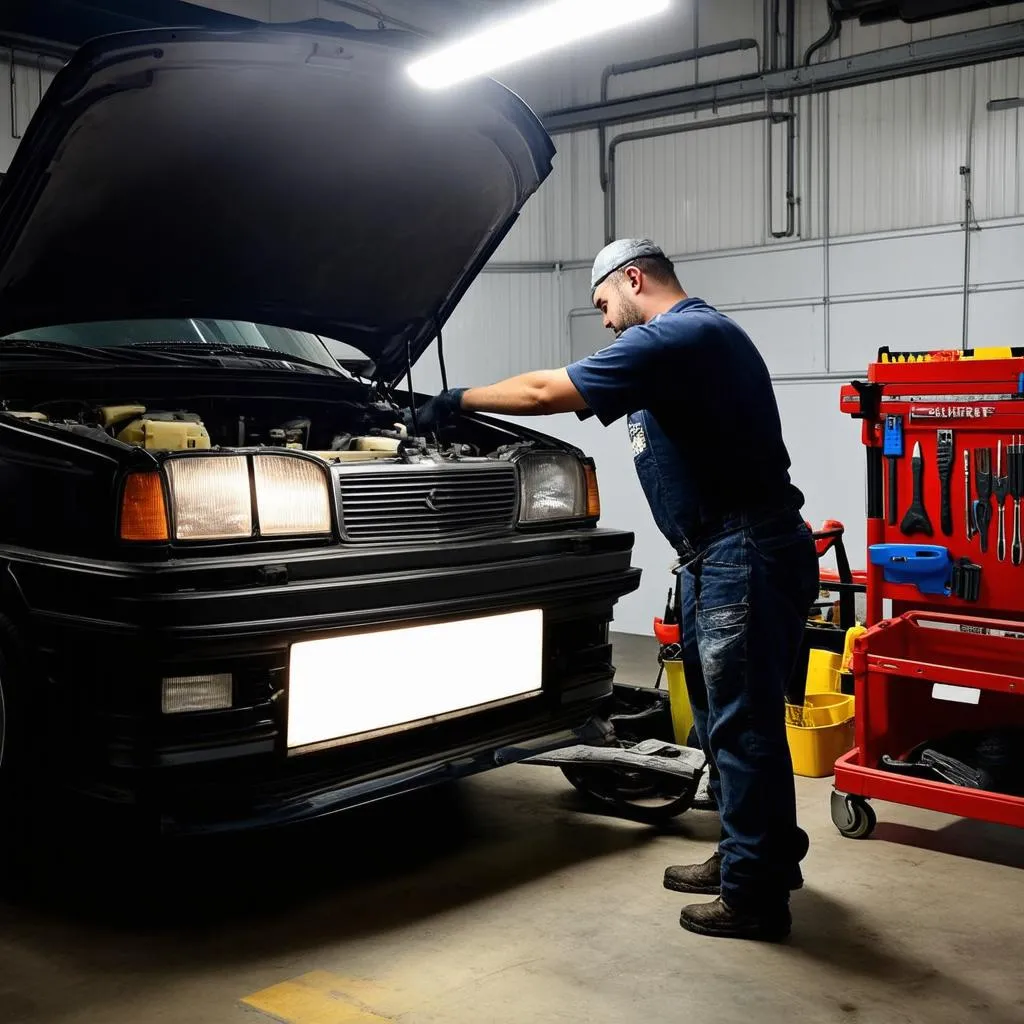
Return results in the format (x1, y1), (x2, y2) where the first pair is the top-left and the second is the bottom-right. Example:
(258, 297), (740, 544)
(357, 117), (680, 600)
(166, 456), (252, 540)
(517, 453), (600, 524)
(253, 454), (332, 536)
(134, 454), (332, 542)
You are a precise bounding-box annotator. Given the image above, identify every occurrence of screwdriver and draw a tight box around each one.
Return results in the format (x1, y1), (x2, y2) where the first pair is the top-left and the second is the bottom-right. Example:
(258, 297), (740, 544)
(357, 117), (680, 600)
(972, 448), (993, 554)
(994, 441), (1009, 562)
(1011, 435), (1024, 567)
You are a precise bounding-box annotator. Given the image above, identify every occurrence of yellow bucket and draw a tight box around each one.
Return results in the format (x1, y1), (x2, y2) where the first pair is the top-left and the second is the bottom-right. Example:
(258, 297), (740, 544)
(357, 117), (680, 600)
(805, 648), (843, 695)
(785, 693), (856, 778)
(662, 660), (694, 746)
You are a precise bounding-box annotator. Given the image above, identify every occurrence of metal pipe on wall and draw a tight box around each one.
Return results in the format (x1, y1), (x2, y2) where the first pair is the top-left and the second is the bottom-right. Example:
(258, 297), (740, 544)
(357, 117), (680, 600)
(320, 0), (432, 35)
(8, 51), (19, 142)
(766, 0), (799, 240)
(823, 91), (833, 372)
(605, 110), (795, 243)
(961, 73), (980, 350)
(775, 0), (798, 239)
(0, 32), (74, 64)
(597, 38), (762, 193)
(803, 1), (843, 68)
(765, 1), (778, 242)
(545, 21), (1024, 134)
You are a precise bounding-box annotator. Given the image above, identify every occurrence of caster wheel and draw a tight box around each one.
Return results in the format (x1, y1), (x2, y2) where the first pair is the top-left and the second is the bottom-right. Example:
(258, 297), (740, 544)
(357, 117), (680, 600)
(831, 791), (876, 839)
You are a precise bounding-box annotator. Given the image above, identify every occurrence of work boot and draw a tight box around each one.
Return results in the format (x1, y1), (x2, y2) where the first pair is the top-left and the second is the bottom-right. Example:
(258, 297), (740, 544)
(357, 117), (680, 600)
(663, 851), (804, 895)
(678, 897), (792, 942)
(663, 851), (723, 895)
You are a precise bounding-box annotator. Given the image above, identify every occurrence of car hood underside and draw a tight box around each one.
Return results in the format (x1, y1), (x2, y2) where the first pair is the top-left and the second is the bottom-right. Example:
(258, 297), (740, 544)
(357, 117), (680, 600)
(0, 27), (555, 383)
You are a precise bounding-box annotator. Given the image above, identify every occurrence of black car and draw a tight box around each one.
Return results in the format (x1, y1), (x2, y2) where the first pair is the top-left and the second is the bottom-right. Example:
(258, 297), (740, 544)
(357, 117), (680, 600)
(0, 27), (640, 834)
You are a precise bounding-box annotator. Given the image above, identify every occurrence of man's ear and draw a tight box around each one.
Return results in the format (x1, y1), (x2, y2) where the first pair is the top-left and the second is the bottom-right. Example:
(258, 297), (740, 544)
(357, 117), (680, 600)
(624, 266), (643, 293)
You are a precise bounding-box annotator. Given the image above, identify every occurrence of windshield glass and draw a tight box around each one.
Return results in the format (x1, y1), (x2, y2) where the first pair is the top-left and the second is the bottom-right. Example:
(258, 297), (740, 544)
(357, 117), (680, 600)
(1, 319), (369, 370)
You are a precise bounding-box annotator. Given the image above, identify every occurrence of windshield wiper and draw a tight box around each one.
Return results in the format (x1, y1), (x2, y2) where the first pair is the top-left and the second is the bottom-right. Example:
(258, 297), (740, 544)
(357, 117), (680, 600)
(0, 338), (214, 366)
(114, 341), (343, 375)
(0, 339), (123, 363)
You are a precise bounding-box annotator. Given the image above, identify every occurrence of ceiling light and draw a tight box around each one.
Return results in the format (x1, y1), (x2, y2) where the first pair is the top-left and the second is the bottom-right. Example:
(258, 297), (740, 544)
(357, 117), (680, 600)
(407, 0), (672, 90)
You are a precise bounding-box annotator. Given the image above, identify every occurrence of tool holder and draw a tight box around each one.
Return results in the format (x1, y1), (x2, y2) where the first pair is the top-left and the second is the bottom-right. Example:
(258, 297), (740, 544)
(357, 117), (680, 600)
(841, 356), (1024, 624)
(834, 355), (1024, 837)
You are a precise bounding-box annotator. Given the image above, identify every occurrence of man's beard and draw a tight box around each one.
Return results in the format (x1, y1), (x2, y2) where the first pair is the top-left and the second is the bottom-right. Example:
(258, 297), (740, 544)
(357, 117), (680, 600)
(613, 292), (646, 336)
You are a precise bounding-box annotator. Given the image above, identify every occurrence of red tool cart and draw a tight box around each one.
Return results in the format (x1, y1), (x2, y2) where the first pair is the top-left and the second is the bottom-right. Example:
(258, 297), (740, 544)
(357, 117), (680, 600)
(833, 350), (1024, 838)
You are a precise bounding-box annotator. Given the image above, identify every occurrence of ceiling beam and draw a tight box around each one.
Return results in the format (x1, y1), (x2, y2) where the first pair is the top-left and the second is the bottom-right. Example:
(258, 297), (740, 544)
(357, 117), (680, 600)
(543, 19), (1024, 134)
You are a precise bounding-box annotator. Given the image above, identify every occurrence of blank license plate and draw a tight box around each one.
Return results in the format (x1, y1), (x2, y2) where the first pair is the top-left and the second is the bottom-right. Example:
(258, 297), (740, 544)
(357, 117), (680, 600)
(287, 609), (543, 752)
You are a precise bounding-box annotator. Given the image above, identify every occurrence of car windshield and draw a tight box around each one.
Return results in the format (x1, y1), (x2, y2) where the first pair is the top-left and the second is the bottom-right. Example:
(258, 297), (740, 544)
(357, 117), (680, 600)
(1, 319), (369, 371)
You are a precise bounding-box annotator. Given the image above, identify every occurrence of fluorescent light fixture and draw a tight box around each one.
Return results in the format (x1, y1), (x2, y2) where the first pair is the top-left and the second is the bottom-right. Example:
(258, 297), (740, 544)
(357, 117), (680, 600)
(408, 0), (672, 90)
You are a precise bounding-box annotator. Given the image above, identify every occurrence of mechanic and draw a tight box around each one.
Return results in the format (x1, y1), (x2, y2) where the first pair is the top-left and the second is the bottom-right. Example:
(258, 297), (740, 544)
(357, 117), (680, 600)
(409, 239), (818, 942)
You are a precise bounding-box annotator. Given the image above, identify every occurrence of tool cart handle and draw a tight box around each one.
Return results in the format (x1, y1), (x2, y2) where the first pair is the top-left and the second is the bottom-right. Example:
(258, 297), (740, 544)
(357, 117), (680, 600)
(856, 610), (1024, 697)
(898, 610), (1024, 633)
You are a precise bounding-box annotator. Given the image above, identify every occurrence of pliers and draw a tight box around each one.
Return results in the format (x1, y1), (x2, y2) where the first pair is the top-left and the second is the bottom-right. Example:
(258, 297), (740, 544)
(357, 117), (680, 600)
(972, 448), (993, 555)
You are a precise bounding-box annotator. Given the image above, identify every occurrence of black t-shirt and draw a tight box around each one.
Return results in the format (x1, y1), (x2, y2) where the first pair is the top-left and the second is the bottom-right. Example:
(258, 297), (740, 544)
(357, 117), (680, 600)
(566, 297), (804, 553)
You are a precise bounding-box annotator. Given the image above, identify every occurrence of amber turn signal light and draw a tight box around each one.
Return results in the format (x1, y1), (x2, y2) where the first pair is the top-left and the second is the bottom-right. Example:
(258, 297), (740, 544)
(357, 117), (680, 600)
(584, 463), (601, 520)
(120, 472), (170, 541)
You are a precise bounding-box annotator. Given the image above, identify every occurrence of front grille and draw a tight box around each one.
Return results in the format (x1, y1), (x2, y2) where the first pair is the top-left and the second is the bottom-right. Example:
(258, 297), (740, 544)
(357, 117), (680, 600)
(335, 463), (518, 543)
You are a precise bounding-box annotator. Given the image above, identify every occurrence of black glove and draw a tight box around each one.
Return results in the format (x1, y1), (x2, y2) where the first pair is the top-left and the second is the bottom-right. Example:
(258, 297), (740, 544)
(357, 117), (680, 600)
(404, 388), (467, 435)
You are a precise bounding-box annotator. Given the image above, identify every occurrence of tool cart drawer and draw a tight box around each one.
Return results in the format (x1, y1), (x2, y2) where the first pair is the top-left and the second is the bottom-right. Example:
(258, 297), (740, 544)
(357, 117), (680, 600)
(835, 611), (1024, 830)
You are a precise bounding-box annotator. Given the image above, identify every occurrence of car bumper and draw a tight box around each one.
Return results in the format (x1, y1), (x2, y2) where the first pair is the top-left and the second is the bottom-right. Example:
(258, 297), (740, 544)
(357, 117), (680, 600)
(3, 528), (640, 833)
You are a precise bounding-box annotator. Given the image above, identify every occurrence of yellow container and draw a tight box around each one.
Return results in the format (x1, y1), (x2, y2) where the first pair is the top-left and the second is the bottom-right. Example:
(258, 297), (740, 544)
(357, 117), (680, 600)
(841, 625), (867, 672)
(785, 694), (856, 778)
(805, 648), (843, 695)
(787, 692), (854, 727)
(662, 660), (694, 746)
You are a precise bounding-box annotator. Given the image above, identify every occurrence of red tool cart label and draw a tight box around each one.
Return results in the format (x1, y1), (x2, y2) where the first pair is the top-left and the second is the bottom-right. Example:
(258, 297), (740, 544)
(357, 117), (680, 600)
(909, 405), (998, 421)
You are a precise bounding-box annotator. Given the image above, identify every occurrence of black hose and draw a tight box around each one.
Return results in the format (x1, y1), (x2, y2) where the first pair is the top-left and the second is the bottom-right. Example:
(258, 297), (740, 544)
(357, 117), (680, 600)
(803, 0), (842, 66)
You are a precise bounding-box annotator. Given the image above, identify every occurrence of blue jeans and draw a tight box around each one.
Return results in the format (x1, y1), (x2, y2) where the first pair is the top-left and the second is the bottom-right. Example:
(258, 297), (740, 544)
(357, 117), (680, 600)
(680, 512), (819, 911)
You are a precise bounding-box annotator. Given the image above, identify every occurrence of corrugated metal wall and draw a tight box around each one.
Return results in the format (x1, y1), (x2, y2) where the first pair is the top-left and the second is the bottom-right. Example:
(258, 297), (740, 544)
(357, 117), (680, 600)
(0, 56), (58, 174)
(490, 0), (1024, 260)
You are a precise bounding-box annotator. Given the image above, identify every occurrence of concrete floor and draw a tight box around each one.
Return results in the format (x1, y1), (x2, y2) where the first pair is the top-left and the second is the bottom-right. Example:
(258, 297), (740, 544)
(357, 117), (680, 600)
(1, 634), (1022, 1024)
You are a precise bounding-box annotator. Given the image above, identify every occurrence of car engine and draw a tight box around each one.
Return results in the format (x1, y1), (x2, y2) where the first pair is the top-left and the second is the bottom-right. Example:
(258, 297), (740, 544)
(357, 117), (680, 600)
(2, 396), (520, 465)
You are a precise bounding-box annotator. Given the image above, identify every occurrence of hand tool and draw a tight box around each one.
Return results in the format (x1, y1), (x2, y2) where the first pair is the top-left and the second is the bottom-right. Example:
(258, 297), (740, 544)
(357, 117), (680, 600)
(900, 441), (933, 537)
(964, 450), (976, 541)
(868, 545), (980, 600)
(950, 557), (982, 602)
(972, 448), (993, 554)
(994, 440), (1009, 562)
(883, 415), (904, 526)
(1011, 434), (1024, 567)
(869, 544), (951, 595)
(936, 429), (954, 536)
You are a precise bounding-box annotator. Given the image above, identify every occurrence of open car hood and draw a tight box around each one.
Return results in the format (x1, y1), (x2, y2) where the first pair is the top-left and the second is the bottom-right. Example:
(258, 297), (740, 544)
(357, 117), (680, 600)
(0, 28), (555, 384)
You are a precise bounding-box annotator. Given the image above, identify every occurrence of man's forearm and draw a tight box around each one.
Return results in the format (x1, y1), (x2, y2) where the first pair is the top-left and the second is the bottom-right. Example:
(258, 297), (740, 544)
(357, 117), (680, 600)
(460, 369), (588, 416)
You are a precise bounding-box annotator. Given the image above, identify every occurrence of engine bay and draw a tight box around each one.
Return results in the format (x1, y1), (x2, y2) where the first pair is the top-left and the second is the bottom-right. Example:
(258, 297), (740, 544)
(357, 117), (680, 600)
(1, 393), (524, 465)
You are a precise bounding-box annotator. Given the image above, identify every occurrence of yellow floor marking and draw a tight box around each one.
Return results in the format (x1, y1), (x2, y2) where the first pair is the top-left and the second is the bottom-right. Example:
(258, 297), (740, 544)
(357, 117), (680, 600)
(241, 971), (394, 1024)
